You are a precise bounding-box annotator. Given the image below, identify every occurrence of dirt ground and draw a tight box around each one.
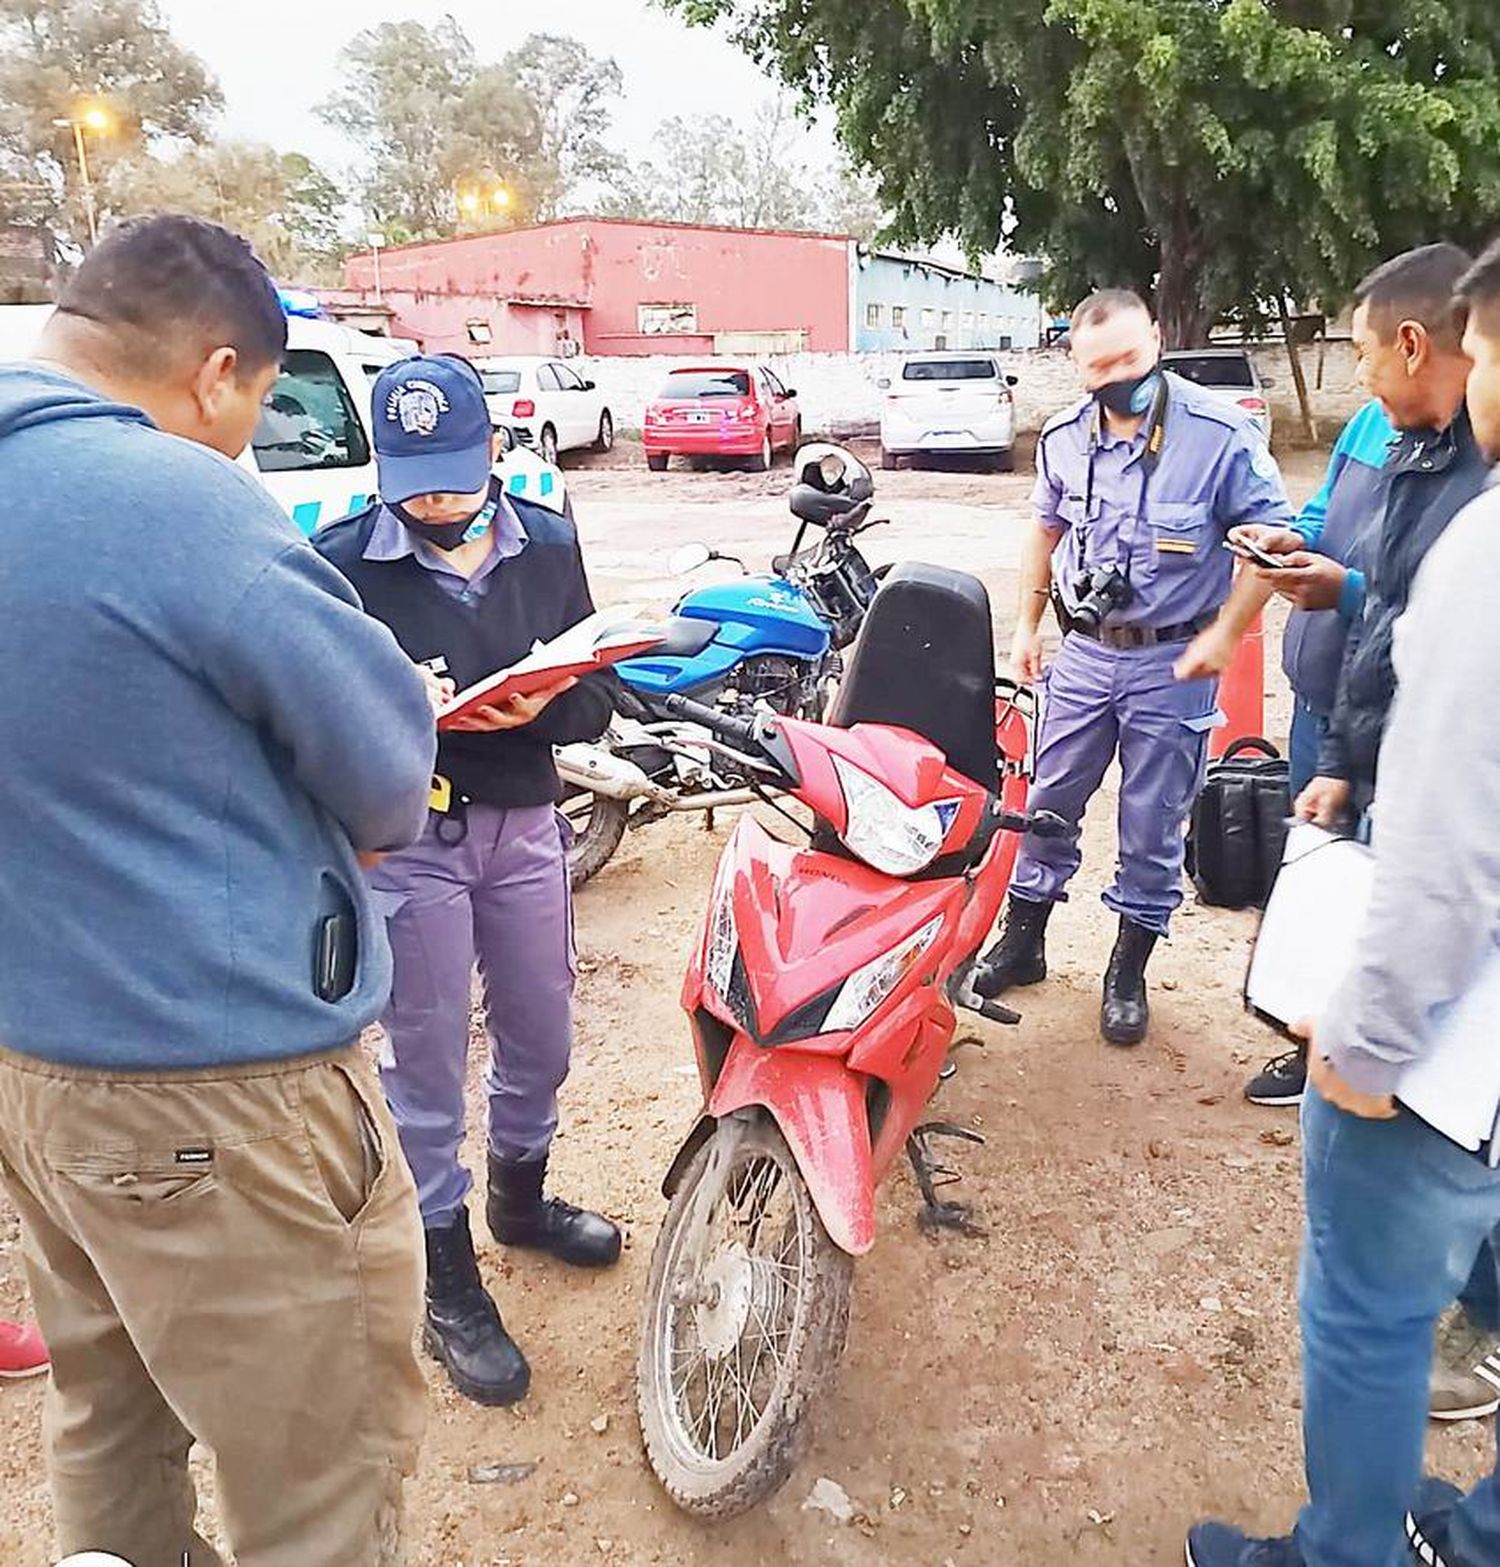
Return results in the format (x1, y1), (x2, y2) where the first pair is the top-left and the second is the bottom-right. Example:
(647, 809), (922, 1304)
(3, 438), (1495, 1565)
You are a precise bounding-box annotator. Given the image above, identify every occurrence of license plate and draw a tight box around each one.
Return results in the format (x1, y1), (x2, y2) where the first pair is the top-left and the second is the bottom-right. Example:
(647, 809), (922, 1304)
(686, 410), (712, 424)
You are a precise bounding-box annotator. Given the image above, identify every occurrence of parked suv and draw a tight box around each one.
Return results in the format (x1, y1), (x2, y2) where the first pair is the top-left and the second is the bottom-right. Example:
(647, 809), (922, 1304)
(1159, 348), (1273, 440)
(642, 363), (802, 473)
(879, 353), (1018, 471)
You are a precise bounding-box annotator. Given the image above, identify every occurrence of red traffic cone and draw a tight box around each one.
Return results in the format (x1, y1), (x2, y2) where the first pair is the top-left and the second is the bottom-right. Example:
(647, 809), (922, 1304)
(1211, 613), (1266, 759)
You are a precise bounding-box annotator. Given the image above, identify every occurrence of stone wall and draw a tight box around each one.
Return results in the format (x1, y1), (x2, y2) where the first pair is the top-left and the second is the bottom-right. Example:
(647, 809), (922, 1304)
(579, 339), (1362, 447)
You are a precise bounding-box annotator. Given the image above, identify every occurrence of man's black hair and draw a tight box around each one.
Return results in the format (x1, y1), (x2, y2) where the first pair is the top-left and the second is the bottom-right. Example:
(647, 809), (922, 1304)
(1456, 235), (1500, 336)
(1071, 288), (1153, 336)
(56, 214), (287, 377)
(1353, 243), (1473, 351)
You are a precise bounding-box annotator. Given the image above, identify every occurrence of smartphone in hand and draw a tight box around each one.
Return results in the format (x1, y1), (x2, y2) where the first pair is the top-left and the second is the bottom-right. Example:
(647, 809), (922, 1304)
(1222, 538), (1289, 570)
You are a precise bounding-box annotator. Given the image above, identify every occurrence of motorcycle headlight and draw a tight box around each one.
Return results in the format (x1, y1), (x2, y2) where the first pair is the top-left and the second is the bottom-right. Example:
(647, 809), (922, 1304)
(832, 756), (960, 877)
(704, 867), (738, 1001)
(821, 914), (944, 1034)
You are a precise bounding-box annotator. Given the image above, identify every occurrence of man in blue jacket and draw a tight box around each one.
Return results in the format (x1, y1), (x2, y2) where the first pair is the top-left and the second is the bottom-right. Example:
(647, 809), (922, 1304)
(0, 217), (437, 1566)
(1230, 397), (1395, 1108)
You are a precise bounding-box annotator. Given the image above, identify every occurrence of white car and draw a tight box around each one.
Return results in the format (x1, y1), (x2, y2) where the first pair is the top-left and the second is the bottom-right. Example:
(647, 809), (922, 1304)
(878, 353), (1018, 471)
(0, 304), (569, 530)
(476, 356), (614, 466)
(1160, 348), (1274, 442)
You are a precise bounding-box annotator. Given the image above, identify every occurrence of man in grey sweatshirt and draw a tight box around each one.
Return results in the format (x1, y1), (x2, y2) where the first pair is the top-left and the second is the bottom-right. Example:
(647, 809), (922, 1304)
(0, 216), (437, 1566)
(1185, 235), (1500, 1567)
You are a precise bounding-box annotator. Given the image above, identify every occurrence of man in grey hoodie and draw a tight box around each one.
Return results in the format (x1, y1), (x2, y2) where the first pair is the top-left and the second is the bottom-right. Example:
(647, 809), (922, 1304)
(0, 216), (437, 1566)
(1185, 231), (1500, 1567)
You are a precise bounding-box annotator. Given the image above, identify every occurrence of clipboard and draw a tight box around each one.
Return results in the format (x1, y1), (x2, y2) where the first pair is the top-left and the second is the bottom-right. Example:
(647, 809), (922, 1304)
(435, 610), (663, 731)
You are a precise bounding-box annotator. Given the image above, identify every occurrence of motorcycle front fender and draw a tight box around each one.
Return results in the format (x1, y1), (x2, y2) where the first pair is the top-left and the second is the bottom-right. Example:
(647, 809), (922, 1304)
(707, 1047), (877, 1256)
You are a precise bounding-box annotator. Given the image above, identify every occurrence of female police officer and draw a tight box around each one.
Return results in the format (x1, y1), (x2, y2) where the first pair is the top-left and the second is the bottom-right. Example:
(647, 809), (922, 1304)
(316, 355), (619, 1407)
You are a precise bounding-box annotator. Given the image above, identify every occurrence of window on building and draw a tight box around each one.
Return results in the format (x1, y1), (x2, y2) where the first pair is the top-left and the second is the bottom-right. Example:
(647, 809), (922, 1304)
(466, 319), (493, 346)
(252, 350), (370, 475)
(921, 308), (937, 330)
(941, 310), (954, 332)
(866, 303), (884, 329)
(978, 313), (990, 330)
(891, 306), (907, 330)
(962, 311), (975, 328)
(638, 303), (698, 336)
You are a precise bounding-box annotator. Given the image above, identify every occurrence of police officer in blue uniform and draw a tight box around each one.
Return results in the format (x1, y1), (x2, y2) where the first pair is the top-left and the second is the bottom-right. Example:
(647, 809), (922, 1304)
(978, 290), (1295, 1044)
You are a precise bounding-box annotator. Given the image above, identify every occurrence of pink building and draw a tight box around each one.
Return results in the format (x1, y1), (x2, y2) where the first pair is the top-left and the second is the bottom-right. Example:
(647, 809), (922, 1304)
(340, 217), (856, 358)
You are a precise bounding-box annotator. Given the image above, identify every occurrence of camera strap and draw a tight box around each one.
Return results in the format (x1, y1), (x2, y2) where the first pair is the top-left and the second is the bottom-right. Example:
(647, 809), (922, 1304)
(1080, 375), (1171, 582)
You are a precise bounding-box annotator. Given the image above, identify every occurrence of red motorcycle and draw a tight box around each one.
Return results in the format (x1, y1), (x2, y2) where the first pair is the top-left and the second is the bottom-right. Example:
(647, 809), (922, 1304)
(635, 555), (1055, 1517)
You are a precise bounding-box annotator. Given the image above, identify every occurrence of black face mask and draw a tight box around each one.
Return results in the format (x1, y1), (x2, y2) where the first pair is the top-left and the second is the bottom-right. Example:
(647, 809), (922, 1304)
(1093, 367), (1163, 418)
(388, 491), (497, 553)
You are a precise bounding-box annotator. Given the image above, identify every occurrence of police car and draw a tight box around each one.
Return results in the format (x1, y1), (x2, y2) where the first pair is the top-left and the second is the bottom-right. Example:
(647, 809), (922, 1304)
(0, 294), (569, 532)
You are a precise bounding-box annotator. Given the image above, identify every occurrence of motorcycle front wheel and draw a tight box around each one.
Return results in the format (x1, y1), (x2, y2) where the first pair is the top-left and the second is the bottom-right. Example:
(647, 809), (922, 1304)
(561, 792), (629, 889)
(637, 1115), (854, 1518)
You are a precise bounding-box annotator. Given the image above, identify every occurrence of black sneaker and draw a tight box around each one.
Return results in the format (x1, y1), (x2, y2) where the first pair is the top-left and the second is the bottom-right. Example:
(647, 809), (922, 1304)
(1245, 1046), (1307, 1107)
(1405, 1476), (1461, 1566)
(1185, 1521), (1302, 1566)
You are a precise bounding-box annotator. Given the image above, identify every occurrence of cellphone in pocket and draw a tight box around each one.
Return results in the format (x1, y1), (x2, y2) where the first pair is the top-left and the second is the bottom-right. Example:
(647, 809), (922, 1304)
(314, 913), (357, 1002)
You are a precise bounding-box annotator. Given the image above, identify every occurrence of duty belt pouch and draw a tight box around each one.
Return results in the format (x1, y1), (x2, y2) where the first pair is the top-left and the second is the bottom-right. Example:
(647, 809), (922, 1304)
(1186, 736), (1290, 909)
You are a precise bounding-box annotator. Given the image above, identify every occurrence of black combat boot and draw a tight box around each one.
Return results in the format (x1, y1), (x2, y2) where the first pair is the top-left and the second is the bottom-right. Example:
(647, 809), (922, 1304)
(1100, 917), (1159, 1046)
(973, 896), (1054, 998)
(486, 1152), (622, 1269)
(423, 1208), (530, 1406)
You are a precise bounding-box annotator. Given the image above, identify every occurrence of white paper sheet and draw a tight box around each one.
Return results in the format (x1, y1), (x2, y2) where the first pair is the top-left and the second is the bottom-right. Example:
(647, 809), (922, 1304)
(1245, 823), (1374, 1029)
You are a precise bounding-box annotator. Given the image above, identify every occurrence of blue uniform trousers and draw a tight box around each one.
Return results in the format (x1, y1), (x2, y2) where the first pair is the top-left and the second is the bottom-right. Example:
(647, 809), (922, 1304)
(367, 803), (575, 1229)
(1010, 633), (1219, 936)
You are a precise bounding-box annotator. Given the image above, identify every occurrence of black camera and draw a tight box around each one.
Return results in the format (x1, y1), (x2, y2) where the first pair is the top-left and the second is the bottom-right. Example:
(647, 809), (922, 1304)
(1070, 566), (1132, 631)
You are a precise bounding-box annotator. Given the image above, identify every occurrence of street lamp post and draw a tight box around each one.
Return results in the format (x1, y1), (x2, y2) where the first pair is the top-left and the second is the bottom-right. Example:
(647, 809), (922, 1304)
(366, 232), (385, 302)
(54, 103), (111, 248)
(457, 183), (513, 227)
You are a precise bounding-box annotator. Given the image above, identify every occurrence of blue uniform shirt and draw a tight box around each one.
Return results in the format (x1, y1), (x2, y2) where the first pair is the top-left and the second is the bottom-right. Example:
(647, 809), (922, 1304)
(1034, 371), (1295, 628)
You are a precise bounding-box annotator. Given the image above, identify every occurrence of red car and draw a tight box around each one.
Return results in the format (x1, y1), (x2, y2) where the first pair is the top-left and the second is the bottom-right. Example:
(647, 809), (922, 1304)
(642, 363), (802, 473)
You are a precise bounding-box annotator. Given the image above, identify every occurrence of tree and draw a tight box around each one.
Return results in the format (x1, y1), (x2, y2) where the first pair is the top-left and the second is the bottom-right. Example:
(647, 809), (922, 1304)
(321, 21), (626, 238)
(663, 0), (1500, 345)
(502, 33), (624, 219)
(105, 143), (346, 281)
(0, 0), (222, 245)
(603, 94), (885, 237)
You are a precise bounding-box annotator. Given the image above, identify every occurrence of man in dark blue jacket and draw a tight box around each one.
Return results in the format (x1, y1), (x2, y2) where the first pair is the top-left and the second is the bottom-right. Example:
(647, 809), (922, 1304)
(317, 355), (622, 1410)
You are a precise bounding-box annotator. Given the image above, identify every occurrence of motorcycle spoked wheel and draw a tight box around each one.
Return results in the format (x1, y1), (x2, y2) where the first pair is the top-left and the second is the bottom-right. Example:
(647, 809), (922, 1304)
(637, 1115), (854, 1518)
(560, 791), (629, 889)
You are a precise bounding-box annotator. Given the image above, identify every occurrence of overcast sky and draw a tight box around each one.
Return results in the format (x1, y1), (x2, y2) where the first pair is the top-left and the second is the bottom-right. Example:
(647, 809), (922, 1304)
(155, 0), (835, 177)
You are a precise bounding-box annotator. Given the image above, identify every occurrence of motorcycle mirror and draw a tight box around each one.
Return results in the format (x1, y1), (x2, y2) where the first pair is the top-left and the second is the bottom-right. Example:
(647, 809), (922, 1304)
(669, 542), (715, 575)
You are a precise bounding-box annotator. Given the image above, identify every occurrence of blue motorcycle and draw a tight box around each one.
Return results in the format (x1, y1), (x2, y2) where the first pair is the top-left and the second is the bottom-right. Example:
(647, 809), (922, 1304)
(558, 445), (886, 885)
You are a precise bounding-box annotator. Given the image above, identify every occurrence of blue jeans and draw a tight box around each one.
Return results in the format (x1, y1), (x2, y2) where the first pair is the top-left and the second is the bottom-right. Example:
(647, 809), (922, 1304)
(1288, 699), (1325, 799)
(1296, 1086), (1500, 1566)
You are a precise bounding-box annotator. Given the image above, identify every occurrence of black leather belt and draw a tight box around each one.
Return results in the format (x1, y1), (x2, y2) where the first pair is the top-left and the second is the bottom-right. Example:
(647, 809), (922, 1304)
(1065, 610), (1218, 651)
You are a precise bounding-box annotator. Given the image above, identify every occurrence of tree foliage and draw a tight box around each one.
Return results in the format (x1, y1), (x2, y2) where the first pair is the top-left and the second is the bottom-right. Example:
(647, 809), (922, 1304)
(106, 143), (345, 281)
(664, 0), (1500, 344)
(603, 96), (888, 240)
(320, 20), (625, 237)
(0, 0), (221, 244)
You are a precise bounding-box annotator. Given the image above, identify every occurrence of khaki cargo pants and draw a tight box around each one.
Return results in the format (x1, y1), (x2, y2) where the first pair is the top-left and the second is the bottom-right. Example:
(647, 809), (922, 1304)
(0, 1043), (427, 1567)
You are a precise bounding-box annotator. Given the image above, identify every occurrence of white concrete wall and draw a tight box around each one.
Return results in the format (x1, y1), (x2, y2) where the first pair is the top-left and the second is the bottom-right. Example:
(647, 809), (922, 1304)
(580, 340), (1364, 443)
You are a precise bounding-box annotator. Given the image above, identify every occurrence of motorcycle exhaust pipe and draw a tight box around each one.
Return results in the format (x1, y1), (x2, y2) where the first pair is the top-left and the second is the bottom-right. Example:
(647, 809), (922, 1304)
(554, 743), (664, 802)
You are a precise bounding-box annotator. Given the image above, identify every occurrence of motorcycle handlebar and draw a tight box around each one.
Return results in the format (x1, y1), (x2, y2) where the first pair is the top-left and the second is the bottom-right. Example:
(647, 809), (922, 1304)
(661, 694), (763, 752)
